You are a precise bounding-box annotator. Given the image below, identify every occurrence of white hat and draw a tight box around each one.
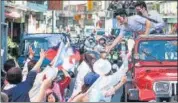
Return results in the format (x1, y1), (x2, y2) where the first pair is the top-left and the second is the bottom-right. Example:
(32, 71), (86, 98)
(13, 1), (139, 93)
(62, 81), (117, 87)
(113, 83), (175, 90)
(93, 59), (111, 76)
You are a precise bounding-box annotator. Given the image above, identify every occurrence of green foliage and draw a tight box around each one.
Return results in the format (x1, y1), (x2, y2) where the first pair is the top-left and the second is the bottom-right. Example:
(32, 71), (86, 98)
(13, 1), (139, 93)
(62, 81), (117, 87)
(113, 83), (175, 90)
(7, 36), (19, 59)
(7, 36), (18, 48)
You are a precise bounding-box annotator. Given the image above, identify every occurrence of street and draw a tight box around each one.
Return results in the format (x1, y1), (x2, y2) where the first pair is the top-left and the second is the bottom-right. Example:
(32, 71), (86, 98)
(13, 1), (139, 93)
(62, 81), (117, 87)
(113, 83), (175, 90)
(0, 0), (177, 102)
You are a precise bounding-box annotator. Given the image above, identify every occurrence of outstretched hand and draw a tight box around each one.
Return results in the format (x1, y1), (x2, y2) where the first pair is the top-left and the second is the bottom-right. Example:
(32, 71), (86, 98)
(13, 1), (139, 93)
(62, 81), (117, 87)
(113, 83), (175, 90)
(40, 49), (46, 59)
(28, 46), (35, 58)
(105, 87), (116, 97)
(105, 45), (112, 53)
(121, 76), (127, 83)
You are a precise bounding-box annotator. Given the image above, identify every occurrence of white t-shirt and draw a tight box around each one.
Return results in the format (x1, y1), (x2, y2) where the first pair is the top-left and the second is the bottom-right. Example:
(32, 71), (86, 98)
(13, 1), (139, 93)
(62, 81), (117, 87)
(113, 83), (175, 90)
(29, 66), (58, 102)
(71, 61), (91, 97)
(88, 55), (128, 102)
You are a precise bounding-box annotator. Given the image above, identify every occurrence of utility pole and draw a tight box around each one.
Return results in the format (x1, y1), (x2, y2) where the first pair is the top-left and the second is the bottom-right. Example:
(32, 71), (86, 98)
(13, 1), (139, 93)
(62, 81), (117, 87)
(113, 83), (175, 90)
(52, 10), (56, 33)
(1, 0), (8, 72)
(0, 0), (2, 71)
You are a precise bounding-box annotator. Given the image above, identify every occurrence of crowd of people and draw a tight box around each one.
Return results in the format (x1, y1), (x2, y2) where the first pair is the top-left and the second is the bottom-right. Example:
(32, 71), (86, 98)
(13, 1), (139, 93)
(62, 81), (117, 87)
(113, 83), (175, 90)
(1, 41), (131, 102)
(1, 1), (177, 102)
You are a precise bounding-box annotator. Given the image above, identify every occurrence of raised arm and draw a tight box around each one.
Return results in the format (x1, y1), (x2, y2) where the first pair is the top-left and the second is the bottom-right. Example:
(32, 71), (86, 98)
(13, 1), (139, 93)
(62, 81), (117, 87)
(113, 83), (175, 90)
(22, 46), (35, 81)
(144, 20), (151, 35)
(108, 52), (129, 87)
(169, 25), (176, 34)
(32, 49), (46, 71)
(35, 78), (52, 102)
(105, 33), (124, 53)
(105, 76), (127, 97)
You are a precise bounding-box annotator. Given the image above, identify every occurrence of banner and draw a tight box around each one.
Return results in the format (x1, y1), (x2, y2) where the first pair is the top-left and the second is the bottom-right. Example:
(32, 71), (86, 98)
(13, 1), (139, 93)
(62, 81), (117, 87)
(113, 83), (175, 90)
(48, 0), (63, 10)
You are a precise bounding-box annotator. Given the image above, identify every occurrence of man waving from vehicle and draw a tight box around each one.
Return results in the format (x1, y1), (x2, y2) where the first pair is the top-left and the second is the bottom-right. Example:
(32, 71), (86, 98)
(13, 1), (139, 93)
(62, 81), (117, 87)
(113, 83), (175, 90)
(106, 9), (153, 53)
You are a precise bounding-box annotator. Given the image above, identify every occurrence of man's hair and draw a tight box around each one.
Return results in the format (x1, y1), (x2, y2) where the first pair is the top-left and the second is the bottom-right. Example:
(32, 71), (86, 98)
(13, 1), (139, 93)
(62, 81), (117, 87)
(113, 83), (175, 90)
(1, 70), (6, 88)
(4, 59), (16, 72)
(135, 1), (147, 11)
(6, 67), (22, 84)
(115, 8), (128, 18)
(27, 60), (37, 72)
(46, 92), (59, 102)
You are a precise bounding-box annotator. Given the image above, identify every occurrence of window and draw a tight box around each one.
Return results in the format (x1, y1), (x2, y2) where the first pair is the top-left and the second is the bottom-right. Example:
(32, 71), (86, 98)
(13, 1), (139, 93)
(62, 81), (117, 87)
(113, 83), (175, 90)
(28, 1), (45, 5)
(138, 40), (177, 61)
(24, 39), (48, 56)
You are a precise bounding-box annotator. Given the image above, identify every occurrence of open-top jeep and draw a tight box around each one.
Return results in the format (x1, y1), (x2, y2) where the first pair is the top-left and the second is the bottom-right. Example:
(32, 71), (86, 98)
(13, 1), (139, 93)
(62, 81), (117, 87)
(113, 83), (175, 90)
(123, 35), (177, 102)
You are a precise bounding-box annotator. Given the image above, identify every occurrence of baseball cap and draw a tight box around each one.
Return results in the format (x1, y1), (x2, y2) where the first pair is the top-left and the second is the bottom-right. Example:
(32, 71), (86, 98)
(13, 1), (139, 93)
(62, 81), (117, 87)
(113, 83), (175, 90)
(84, 72), (100, 87)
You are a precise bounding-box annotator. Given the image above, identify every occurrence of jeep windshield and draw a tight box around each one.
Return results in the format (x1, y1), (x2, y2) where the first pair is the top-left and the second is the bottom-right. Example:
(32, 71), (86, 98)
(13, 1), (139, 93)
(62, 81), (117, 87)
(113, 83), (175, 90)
(138, 40), (177, 61)
(24, 39), (49, 56)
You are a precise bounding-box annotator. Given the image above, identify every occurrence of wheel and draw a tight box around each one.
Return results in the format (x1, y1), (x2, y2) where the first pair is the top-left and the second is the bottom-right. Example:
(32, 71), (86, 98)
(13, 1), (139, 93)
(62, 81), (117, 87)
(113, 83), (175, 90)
(121, 81), (138, 102)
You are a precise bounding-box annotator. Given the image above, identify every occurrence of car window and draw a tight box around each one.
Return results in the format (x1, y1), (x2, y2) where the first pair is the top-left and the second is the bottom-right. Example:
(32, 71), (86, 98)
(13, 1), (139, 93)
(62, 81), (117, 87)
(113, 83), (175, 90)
(97, 30), (105, 35)
(86, 29), (93, 33)
(24, 39), (49, 56)
(138, 40), (177, 61)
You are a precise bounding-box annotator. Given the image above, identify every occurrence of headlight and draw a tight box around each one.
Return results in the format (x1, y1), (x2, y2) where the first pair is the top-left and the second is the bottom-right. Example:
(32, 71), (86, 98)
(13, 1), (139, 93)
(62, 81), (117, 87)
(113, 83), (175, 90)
(154, 82), (170, 93)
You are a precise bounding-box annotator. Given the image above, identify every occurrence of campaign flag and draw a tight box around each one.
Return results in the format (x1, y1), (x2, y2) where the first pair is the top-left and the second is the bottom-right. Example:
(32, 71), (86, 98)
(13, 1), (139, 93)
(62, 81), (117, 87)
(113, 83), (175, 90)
(53, 41), (68, 68)
(45, 43), (60, 61)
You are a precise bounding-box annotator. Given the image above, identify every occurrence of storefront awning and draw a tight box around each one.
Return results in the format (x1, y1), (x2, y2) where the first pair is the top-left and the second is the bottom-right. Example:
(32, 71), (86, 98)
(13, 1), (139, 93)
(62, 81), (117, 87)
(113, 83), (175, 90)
(5, 11), (21, 19)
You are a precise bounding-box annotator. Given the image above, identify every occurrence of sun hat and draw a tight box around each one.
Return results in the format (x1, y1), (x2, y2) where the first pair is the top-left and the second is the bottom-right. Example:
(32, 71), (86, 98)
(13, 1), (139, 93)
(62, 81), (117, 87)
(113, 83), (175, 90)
(93, 59), (112, 76)
(84, 72), (100, 87)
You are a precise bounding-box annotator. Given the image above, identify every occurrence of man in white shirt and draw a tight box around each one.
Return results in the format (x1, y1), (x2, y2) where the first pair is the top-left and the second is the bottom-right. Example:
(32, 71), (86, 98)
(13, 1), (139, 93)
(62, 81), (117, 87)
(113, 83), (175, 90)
(87, 52), (129, 102)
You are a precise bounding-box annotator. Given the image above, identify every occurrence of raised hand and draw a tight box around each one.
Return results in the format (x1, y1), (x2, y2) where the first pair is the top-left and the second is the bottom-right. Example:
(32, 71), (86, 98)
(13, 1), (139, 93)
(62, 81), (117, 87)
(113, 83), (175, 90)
(105, 87), (116, 97)
(105, 45), (112, 53)
(121, 76), (127, 83)
(40, 49), (46, 59)
(28, 46), (35, 59)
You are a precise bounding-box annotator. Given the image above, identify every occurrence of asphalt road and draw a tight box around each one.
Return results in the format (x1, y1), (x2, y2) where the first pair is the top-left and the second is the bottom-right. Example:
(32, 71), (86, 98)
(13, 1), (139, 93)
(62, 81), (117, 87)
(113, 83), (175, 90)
(111, 86), (123, 102)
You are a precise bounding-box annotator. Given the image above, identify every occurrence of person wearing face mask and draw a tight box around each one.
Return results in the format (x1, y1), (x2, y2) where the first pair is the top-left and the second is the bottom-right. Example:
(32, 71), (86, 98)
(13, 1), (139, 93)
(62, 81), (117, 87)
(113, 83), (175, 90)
(105, 9), (152, 53)
(134, 1), (165, 34)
